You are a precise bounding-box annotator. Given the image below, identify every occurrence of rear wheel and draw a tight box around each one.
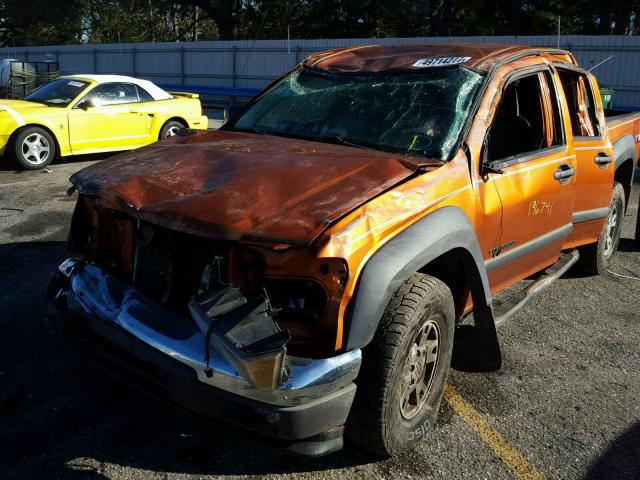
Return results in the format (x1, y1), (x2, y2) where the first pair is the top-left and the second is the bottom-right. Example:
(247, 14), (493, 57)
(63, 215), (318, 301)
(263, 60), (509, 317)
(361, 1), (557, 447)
(159, 120), (185, 139)
(9, 127), (56, 170)
(346, 273), (454, 457)
(578, 182), (625, 275)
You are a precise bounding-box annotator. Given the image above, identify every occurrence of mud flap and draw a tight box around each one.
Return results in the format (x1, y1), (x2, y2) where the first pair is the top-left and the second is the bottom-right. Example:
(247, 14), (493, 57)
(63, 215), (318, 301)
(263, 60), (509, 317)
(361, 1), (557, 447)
(450, 304), (502, 372)
(189, 286), (291, 390)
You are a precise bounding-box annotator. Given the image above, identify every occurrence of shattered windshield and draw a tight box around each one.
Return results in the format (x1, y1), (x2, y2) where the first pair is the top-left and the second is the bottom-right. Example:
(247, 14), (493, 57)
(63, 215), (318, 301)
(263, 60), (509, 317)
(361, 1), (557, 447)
(230, 66), (484, 160)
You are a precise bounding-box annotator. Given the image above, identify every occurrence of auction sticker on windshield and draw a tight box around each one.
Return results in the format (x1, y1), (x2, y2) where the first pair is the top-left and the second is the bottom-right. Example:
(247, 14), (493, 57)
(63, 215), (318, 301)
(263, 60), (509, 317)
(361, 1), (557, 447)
(412, 56), (471, 68)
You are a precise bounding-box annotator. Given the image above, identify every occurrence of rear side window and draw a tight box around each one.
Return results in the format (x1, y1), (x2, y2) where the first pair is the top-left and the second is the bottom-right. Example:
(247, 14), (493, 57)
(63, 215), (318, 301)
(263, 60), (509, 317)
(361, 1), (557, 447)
(88, 82), (139, 105)
(557, 69), (600, 137)
(136, 85), (154, 102)
(486, 70), (563, 163)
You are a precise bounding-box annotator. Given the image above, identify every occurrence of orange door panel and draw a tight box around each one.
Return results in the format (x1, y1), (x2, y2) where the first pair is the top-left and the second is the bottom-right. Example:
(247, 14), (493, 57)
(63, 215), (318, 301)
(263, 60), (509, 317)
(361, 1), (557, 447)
(474, 68), (576, 292)
(482, 150), (576, 292)
(554, 68), (614, 248)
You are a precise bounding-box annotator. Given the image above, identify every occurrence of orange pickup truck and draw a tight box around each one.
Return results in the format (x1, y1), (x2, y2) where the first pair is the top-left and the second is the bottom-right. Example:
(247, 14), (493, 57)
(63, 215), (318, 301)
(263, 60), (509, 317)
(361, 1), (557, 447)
(47, 44), (640, 457)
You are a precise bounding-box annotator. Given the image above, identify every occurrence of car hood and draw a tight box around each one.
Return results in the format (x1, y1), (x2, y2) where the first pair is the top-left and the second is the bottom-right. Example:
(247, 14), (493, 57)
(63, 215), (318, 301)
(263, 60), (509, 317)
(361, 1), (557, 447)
(0, 99), (56, 114)
(70, 130), (440, 245)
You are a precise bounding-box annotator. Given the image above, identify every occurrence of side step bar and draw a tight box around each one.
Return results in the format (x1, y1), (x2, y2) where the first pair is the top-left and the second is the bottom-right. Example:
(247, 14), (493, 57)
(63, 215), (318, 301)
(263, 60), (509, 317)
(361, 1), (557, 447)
(493, 249), (580, 329)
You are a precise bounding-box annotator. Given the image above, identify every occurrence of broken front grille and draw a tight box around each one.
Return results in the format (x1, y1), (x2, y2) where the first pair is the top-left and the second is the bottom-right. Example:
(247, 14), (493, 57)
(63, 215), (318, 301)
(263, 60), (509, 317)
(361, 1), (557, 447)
(70, 197), (337, 358)
(132, 219), (231, 316)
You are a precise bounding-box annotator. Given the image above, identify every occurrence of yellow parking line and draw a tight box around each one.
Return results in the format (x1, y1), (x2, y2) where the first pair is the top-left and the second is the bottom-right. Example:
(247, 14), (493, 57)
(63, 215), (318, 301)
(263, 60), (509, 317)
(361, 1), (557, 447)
(444, 384), (543, 480)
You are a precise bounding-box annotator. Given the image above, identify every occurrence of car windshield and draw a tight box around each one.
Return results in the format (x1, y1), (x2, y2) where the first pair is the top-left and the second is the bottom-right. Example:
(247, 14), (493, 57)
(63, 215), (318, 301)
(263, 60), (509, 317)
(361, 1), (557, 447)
(24, 79), (89, 107)
(230, 66), (484, 160)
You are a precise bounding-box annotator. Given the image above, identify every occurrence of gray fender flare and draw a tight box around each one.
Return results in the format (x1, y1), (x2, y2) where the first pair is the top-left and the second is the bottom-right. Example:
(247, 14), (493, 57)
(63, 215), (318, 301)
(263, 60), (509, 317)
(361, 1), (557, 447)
(613, 134), (636, 173)
(344, 206), (492, 351)
(613, 134), (637, 211)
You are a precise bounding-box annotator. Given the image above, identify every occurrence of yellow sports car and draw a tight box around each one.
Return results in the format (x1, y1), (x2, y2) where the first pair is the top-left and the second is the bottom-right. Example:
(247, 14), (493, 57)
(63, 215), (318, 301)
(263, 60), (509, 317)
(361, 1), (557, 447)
(0, 74), (209, 169)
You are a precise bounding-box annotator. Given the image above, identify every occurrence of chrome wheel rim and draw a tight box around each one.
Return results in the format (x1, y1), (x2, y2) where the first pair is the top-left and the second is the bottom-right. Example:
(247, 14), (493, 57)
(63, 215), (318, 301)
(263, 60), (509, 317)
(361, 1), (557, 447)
(164, 125), (181, 137)
(603, 202), (620, 258)
(399, 318), (440, 420)
(22, 133), (50, 165)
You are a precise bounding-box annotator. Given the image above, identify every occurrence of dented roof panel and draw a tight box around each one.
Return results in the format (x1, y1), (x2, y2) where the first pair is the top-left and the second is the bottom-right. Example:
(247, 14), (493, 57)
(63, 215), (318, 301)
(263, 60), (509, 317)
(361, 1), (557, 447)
(302, 43), (535, 74)
(70, 130), (429, 245)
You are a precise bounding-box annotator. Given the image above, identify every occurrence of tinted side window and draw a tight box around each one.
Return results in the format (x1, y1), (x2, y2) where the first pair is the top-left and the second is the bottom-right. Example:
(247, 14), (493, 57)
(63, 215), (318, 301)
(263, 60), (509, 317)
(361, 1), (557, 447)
(88, 82), (139, 106)
(557, 69), (599, 137)
(486, 71), (562, 163)
(487, 73), (546, 162)
(136, 85), (154, 102)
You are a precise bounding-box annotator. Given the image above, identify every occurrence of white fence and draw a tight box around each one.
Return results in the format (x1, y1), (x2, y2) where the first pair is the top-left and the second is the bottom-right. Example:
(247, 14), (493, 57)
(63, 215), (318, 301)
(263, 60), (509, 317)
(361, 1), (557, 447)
(1, 35), (638, 108)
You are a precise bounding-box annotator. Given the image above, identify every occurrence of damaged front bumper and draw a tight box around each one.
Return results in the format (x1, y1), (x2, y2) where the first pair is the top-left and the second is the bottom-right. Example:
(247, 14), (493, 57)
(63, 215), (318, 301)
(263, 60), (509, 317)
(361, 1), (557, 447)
(47, 257), (361, 450)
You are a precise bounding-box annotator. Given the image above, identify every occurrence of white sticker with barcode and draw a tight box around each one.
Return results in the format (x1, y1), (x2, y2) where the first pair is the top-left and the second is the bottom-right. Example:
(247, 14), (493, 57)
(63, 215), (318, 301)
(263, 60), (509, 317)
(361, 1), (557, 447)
(412, 56), (471, 68)
(68, 81), (85, 87)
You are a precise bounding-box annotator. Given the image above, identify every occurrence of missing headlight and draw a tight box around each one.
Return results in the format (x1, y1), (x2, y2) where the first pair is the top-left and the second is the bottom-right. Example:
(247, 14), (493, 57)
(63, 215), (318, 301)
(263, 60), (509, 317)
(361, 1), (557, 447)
(264, 279), (328, 324)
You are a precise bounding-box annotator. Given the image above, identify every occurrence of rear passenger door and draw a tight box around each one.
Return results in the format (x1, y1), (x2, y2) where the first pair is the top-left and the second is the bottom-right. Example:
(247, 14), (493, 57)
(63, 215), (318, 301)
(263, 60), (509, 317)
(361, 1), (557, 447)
(555, 66), (614, 247)
(478, 68), (576, 292)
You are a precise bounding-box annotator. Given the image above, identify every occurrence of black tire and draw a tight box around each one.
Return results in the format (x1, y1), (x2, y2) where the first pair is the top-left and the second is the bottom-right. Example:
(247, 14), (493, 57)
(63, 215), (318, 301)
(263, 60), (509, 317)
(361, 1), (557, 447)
(159, 120), (185, 139)
(346, 273), (455, 457)
(635, 200), (640, 245)
(9, 126), (56, 170)
(578, 182), (625, 275)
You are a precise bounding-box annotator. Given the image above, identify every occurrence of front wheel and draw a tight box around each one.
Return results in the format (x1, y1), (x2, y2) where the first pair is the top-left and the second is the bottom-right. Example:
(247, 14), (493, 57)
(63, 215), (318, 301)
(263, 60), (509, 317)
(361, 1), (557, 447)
(9, 127), (56, 170)
(578, 182), (625, 275)
(346, 273), (455, 457)
(159, 120), (185, 139)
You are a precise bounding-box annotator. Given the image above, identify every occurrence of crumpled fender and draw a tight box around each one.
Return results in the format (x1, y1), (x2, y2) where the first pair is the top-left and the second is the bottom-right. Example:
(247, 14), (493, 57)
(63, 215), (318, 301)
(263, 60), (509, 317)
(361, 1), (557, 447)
(343, 206), (501, 371)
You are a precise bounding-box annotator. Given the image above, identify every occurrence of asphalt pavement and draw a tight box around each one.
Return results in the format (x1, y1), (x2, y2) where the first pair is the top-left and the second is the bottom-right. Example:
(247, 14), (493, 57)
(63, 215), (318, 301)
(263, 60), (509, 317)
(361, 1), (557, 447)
(1, 155), (639, 480)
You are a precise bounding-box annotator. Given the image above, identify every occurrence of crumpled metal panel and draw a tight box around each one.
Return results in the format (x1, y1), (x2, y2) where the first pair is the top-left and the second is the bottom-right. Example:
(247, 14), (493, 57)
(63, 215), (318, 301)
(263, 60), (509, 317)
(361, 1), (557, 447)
(55, 258), (362, 404)
(303, 44), (532, 73)
(70, 130), (429, 245)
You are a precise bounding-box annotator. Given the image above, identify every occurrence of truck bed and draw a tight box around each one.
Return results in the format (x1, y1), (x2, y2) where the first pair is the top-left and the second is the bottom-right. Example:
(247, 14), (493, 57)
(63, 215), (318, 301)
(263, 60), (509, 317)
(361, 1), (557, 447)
(605, 110), (640, 149)
(606, 110), (640, 167)
(605, 109), (640, 241)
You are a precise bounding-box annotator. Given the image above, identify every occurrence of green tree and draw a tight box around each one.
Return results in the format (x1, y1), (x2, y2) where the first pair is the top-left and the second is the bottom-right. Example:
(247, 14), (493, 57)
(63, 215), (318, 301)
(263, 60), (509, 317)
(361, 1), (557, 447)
(0, 0), (85, 46)
(0, 0), (637, 47)
(81, 1), (218, 43)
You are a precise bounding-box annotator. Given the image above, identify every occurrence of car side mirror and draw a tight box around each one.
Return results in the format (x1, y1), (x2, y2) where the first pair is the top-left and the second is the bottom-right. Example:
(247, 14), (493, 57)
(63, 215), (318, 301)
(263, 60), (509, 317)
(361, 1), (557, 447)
(479, 132), (504, 176)
(223, 102), (243, 124)
(77, 98), (95, 110)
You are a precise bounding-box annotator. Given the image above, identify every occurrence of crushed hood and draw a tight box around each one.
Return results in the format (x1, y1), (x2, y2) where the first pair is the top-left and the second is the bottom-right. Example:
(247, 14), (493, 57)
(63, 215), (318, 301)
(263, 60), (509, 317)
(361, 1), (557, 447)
(71, 130), (435, 245)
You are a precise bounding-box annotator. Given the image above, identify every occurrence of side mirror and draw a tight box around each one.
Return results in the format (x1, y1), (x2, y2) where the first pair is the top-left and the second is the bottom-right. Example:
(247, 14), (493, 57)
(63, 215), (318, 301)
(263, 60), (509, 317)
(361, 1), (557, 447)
(77, 98), (95, 110)
(223, 102), (243, 124)
(481, 162), (505, 176)
(479, 132), (504, 175)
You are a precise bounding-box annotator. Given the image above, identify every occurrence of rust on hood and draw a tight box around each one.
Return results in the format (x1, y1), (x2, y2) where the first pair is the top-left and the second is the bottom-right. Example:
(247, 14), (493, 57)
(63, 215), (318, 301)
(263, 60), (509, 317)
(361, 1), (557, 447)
(70, 130), (440, 245)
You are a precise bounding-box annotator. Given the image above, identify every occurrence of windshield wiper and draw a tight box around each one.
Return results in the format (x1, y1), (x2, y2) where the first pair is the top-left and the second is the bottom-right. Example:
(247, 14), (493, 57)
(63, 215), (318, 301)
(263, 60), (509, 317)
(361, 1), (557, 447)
(232, 127), (274, 136)
(403, 149), (440, 159)
(23, 99), (47, 105)
(315, 136), (381, 151)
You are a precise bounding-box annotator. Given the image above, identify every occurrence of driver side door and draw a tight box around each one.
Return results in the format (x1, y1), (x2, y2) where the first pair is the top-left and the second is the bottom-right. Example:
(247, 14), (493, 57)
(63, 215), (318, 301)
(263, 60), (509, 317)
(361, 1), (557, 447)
(67, 82), (150, 154)
(477, 68), (577, 292)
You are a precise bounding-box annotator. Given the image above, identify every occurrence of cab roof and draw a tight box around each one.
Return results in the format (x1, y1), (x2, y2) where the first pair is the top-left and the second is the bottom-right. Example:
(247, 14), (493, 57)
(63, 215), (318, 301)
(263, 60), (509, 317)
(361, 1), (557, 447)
(303, 43), (576, 74)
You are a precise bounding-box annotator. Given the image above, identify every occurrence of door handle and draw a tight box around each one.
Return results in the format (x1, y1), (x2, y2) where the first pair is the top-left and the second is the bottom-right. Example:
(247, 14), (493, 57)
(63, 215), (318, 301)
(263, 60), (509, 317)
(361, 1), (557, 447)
(554, 164), (576, 184)
(594, 153), (612, 168)
(129, 109), (139, 114)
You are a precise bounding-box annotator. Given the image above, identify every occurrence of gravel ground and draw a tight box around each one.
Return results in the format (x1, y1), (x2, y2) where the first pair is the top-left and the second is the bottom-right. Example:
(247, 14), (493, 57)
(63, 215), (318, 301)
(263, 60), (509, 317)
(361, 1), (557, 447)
(1, 157), (639, 480)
